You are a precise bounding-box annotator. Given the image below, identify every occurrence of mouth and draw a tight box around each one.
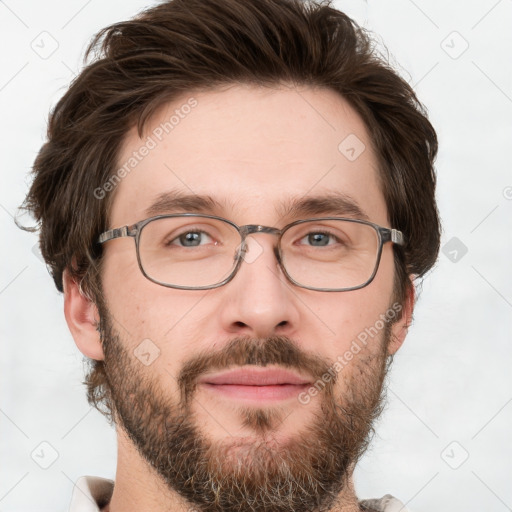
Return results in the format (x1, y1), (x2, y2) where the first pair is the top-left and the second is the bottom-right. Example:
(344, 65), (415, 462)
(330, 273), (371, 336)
(198, 367), (312, 402)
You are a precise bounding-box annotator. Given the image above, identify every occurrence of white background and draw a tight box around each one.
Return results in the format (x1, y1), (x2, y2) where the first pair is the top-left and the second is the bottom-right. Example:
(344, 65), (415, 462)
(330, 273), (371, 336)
(1, 1), (511, 511)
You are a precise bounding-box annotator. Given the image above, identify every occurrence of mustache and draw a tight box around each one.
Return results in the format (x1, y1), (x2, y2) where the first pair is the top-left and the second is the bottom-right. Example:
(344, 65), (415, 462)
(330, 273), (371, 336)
(177, 335), (336, 406)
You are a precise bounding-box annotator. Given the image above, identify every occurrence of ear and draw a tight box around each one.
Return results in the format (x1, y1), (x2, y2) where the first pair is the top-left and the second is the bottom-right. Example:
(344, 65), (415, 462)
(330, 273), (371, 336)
(63, 269), (105, 360)
(387, 277), (415, 356)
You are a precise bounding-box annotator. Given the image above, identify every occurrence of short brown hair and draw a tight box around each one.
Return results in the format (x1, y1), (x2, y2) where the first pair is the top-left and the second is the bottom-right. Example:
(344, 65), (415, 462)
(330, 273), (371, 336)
(20, 0), (439, 418)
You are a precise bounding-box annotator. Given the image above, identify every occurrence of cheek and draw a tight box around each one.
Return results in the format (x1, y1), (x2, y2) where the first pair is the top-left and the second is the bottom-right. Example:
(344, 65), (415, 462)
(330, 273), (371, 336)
(352, 248), (396, 327)
(305, 247), (396, 354)
(100, 247), (211, 351)
(318, 294), (388, 341)
(100, 246), (159, 344)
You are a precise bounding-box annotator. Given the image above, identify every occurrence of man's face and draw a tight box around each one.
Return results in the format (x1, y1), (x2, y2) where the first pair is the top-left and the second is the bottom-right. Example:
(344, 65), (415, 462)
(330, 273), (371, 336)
(96, 83), (406, 512)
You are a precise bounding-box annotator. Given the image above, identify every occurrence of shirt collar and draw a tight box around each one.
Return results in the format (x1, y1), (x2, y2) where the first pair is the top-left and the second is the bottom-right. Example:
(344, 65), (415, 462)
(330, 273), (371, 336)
(360, 494), (410, 511)
(69, 476), (114, 512)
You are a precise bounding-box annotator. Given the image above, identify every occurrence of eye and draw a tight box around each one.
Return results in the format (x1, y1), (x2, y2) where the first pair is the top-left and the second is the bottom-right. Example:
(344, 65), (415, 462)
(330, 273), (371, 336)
(167, 230), (216, 248)
(297, 231), (342, 247)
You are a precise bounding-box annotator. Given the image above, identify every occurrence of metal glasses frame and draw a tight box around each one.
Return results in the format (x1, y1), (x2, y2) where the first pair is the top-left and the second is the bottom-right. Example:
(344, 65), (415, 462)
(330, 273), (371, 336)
(97, 213), (404, 292)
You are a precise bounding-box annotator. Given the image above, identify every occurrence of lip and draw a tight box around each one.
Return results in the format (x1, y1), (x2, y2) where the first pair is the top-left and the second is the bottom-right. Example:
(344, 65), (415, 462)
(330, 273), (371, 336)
(198, 367), (312, 386)
(198, 367), (313, 403)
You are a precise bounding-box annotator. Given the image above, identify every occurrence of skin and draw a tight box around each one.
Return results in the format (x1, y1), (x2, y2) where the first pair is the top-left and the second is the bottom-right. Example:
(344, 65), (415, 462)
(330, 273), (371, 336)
(63, 83), (414, 512)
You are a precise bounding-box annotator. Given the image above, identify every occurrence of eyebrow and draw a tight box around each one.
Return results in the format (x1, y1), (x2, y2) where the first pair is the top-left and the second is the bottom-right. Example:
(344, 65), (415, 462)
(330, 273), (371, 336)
(144, 190), (370, 222)
(277, 192), (369, 222)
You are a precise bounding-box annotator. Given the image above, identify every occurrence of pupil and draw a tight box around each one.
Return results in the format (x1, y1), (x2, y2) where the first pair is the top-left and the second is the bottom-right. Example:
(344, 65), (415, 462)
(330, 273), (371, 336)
(309, 233), (328, 246)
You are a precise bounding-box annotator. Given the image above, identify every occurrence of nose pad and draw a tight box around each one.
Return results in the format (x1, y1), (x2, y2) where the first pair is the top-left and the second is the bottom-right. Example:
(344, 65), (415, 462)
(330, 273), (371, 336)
(238, 237), (265, 264)
(233, 237), (265, 266)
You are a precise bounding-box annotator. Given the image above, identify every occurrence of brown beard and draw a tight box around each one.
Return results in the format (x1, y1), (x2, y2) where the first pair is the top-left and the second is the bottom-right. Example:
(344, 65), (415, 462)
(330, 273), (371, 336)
(98, 301), (392, 512)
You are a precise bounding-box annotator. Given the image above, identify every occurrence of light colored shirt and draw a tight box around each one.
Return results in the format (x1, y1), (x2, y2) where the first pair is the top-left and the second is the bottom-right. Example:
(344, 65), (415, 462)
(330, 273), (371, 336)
(68, 475), (410, 512)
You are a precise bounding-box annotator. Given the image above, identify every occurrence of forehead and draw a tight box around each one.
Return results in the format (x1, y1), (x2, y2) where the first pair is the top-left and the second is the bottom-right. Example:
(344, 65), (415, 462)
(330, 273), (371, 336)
(109, 83), (388, 227)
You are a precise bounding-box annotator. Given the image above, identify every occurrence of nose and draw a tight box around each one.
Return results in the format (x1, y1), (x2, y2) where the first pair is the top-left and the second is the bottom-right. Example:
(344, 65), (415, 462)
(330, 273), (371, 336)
(217, 234), (301, 338)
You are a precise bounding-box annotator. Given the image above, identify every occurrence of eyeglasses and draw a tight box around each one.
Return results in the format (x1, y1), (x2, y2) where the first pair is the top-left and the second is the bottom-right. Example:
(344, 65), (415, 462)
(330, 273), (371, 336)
(97, 214), (404, 292)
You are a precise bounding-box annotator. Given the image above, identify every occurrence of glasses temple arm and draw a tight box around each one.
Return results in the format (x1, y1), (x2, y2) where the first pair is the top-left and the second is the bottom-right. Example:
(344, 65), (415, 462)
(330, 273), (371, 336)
(380, 228), (404, 246)
(98, 226), (135, 244)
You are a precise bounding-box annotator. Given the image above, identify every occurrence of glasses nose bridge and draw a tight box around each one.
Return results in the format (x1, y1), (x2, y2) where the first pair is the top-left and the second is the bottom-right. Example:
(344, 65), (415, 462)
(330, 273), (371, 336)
(239, 224), (282, 240)
(237, 224), (283, 266)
